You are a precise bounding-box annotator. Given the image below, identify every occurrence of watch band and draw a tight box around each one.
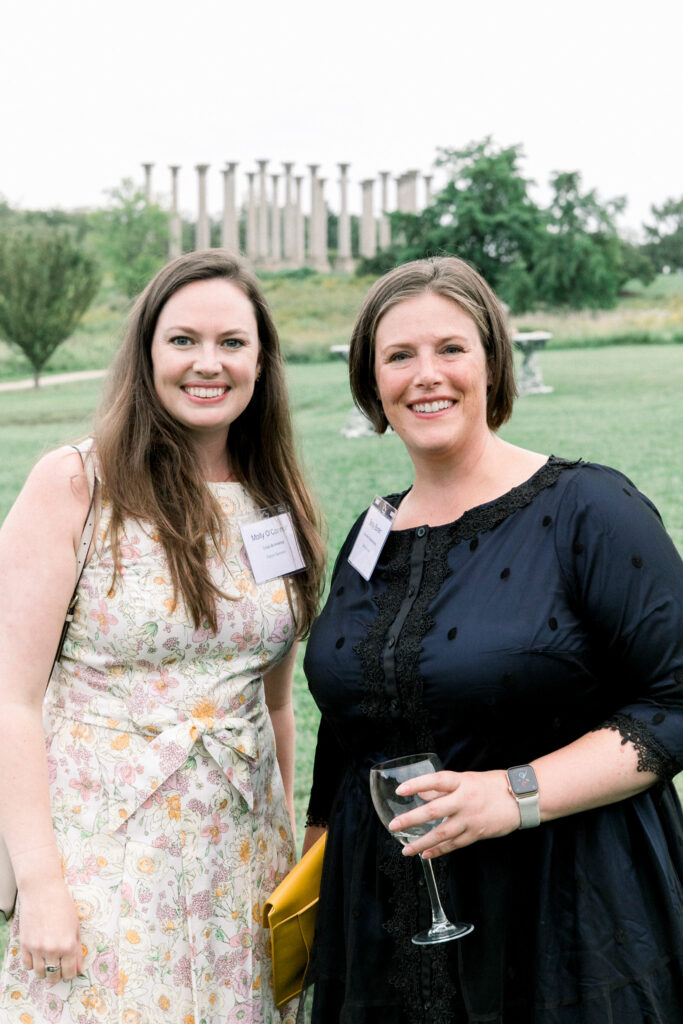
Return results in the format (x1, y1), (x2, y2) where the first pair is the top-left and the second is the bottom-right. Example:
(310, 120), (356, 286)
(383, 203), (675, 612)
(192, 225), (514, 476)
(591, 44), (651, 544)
(516, 791), (540, 828)
(506, 764), (541, 829)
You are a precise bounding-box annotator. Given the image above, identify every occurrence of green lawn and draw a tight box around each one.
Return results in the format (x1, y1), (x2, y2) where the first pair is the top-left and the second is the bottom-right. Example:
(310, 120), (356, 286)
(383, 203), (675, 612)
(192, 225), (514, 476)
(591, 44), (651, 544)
(1, 345), (681, 955)
(1, 271), (682, 380)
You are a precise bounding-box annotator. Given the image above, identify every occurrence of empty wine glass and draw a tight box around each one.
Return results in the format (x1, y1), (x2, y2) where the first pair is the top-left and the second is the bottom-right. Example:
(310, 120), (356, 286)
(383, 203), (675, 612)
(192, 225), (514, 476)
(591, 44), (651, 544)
(370, 752), (474, 946)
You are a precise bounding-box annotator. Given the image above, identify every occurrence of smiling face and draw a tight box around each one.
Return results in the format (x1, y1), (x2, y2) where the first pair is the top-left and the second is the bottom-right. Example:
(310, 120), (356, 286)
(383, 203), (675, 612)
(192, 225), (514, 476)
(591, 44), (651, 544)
(150, 277), (261, 447)
(374, 291), (492, 465)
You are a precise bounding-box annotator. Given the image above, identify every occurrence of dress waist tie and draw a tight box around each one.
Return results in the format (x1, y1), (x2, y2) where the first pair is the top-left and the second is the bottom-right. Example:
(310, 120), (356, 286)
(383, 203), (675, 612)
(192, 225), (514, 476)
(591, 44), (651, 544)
(47, 706), (260, 833)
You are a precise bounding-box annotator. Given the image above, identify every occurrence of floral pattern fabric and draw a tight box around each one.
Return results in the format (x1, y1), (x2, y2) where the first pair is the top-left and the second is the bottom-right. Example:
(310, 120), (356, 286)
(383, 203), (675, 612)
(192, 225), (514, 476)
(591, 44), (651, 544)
(0, 482), (298, 1024)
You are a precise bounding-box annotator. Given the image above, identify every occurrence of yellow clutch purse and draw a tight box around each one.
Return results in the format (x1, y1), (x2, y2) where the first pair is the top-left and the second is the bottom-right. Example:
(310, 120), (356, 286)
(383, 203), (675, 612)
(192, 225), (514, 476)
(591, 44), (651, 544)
(262, 832), (327, 1007)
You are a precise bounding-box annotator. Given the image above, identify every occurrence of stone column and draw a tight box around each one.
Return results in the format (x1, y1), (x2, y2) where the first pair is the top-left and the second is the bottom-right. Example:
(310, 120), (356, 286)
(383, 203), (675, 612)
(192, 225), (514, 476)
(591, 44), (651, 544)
(270, 173), (281, 268)
(256, 159), (269, 263)
(404, 170), (419, 212)
(314, 177), (330, 272)
(423, 173), (433, 207)
(282, 163), (296, 267)
(294, 175), (305, 267)
(360, 179), (376, 259)
(195, 164), (210, 250)
(378, 170), (391, 250)
(142, 163), (154, 202)
(337, 163), (354, 273)
(246, 171), (258, 262)
(395, 173), (406, 212)
(221, 162), (239, 253)
(307, 164), (319, 267)
(168, 165), (182, 259)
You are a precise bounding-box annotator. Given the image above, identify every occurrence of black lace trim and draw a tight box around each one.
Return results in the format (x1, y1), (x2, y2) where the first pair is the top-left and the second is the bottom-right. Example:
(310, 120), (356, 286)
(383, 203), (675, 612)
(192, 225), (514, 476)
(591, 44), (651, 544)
(305, 814), (329, 828)
(595, 713), (680, 779)
(385, 455), (579, 549)
(352, 455), (579, 1019)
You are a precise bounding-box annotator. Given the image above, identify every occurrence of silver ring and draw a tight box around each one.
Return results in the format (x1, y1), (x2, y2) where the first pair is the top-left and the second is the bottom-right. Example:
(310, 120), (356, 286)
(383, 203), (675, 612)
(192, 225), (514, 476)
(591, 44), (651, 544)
(45, 963), (60, 974)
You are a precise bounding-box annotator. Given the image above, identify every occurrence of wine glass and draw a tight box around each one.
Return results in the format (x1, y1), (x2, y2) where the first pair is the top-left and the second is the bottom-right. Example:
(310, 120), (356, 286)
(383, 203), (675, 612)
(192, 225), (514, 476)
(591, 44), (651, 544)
(370, 752), (474, 946)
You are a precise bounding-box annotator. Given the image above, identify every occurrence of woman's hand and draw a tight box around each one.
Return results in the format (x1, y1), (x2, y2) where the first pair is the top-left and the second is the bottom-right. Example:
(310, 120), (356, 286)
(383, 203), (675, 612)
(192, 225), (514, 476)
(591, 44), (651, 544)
(18, 875), (83, 984)
(389, 769), (519, 858)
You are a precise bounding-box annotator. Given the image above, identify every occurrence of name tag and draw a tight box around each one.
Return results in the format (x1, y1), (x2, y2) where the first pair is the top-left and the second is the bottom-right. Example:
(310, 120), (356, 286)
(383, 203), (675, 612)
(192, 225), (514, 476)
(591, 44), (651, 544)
(239, 506), (306, 584)
(347, 496), (397, 581)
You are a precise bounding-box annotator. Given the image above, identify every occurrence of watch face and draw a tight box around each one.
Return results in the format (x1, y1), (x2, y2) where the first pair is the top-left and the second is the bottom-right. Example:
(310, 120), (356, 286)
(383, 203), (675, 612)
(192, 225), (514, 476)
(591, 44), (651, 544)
(508, 765), (538, 796)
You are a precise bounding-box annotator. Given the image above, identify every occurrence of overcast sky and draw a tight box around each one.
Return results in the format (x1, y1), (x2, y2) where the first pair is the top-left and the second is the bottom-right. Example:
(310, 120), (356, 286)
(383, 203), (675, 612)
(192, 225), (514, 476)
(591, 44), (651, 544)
(2, 0), (681, 238)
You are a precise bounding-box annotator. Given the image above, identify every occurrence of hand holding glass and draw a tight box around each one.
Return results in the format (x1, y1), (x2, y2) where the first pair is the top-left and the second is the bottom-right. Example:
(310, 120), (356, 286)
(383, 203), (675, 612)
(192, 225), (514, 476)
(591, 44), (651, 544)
(370, 752), (474, 945)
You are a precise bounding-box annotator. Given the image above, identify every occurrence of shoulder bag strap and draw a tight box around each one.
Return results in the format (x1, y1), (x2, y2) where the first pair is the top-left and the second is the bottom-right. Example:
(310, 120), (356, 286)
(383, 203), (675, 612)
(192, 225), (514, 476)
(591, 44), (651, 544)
(50, 441), (99, 675)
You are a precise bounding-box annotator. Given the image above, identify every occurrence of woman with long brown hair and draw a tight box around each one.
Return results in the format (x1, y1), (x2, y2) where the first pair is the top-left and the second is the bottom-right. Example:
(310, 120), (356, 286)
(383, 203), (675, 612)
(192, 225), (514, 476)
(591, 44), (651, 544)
(0, 250), (325, 1023)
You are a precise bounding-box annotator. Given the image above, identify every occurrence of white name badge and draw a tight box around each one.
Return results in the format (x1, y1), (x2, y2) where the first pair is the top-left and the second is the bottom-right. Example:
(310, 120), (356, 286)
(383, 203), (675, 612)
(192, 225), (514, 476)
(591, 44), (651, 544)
(239, 505), (306, 584)
(347, 496), (397, 581)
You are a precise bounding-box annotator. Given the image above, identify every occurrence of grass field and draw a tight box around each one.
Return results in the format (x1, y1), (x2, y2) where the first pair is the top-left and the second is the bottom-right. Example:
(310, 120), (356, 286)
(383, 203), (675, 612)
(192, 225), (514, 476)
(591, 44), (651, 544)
(0, 272), (682, 381)
(1, 345), (682, 956)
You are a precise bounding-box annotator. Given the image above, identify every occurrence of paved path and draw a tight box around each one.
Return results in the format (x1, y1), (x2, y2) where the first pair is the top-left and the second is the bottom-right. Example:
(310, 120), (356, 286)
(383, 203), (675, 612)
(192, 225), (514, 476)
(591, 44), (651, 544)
(0, 369), (107, 392)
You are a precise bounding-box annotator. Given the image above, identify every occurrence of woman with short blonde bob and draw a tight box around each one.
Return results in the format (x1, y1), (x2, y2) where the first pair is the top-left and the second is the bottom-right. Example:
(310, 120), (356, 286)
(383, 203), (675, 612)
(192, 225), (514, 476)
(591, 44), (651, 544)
(0, 250), (325, 1023)
(301, 256), (683, 1023)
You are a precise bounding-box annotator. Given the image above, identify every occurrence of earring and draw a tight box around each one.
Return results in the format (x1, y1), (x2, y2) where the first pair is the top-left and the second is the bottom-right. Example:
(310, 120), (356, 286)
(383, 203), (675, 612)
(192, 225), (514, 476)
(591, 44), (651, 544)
(256, 370), (262, 382)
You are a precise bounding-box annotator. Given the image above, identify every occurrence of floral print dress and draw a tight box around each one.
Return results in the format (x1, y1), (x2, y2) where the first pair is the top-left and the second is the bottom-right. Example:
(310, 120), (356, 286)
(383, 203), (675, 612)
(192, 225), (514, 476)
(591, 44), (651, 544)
(0, 482), (298, 1024)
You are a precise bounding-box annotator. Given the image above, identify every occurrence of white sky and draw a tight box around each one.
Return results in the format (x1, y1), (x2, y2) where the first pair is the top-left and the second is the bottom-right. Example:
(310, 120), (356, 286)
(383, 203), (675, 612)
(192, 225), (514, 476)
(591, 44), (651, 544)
(2, 0), (681, 238)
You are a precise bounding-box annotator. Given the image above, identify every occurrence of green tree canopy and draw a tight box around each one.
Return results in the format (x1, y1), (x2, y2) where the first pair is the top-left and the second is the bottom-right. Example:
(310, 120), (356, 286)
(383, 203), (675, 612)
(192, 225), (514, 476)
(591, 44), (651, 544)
(0, 225), (101, 386)
(358, 140), (648, 312)
(91, 178), (168, 298)
(361, 138), (545, 296)
(531, 171), (626, 309)
(643, 196), (683, 272)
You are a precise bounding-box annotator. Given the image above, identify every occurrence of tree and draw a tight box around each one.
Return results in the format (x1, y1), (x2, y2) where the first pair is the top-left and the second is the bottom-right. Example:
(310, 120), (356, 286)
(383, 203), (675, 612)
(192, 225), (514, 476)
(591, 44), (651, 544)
(356, 137), (545, 308)
(0, 225), (101, 386)
(643, 196), (683, 272)
(91, 178), (168, 298)
(617, 240), (656, 290)
(531, 172), (626, 309)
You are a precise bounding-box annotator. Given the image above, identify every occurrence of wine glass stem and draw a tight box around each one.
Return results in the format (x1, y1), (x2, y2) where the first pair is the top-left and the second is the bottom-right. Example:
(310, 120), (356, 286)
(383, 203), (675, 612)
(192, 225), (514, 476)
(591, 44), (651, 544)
(419, 854), (450, 927)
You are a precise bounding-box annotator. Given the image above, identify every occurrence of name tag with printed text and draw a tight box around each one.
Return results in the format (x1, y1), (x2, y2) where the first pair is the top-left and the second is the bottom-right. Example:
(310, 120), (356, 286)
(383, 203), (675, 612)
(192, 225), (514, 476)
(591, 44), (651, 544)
(347, 496), (397, 581)
(239, 506), (306, 584)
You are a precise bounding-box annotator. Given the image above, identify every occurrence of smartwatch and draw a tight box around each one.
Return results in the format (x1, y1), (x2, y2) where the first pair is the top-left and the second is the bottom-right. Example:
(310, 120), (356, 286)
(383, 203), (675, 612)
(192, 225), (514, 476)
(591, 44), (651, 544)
(506, 764), (540, 829)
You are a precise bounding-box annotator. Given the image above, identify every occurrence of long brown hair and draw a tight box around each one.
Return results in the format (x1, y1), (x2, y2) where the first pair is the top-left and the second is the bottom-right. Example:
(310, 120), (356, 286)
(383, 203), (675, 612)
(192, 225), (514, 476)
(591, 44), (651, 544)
(95, 249), (325, 636)
(349, 256), (515, 433)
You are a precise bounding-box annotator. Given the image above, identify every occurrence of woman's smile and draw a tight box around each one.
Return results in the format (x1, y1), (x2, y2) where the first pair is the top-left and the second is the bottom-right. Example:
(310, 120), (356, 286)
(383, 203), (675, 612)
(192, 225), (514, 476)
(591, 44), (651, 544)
(374, 291), (491, 463)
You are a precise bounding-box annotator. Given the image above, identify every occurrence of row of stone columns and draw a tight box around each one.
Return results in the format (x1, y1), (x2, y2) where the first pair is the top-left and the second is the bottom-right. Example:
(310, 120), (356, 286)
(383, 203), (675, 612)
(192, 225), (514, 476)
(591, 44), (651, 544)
(146, 161), (434, 270)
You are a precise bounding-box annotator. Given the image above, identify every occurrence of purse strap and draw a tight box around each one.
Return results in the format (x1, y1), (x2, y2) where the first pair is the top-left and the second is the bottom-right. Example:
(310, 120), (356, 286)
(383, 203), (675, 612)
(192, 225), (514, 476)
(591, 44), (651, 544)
(50, 441), (99, 677)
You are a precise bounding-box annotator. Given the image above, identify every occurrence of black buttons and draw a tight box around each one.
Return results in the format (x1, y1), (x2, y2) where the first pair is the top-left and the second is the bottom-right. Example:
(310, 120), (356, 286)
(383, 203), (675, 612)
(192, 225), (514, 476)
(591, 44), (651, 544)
(407, 585), (416, 597)
(387, 636), (395, 648)
(470, 537), (479, 552)
(390, 699), (400, 713)
(500, 567), (510, 579)
(573, 541), (584, 554)
(631, 555), (643, 568)
(335, 637), (345, 650)
(336, 585), (345, 596)
(447, 627), (458, 641)
(542, 515), (552, 527)
(549, 617), (558, 631)
(416, 526), (427, 538)
(653, 712), (665, 725)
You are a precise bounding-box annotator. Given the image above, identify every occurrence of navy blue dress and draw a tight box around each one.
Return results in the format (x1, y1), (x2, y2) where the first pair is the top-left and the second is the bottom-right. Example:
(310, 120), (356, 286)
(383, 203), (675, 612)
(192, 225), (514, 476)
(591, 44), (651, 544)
(302, 458), (683, 1024)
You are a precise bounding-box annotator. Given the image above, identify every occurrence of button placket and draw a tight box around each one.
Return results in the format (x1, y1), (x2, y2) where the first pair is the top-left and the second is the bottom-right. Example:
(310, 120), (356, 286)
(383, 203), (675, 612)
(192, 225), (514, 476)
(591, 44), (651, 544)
(382, 528), (429, 716)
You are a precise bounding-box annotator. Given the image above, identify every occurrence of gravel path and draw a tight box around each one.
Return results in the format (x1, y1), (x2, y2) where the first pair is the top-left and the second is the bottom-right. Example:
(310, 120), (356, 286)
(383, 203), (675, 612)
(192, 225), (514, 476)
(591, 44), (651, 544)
(0, 369), (107, 392)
